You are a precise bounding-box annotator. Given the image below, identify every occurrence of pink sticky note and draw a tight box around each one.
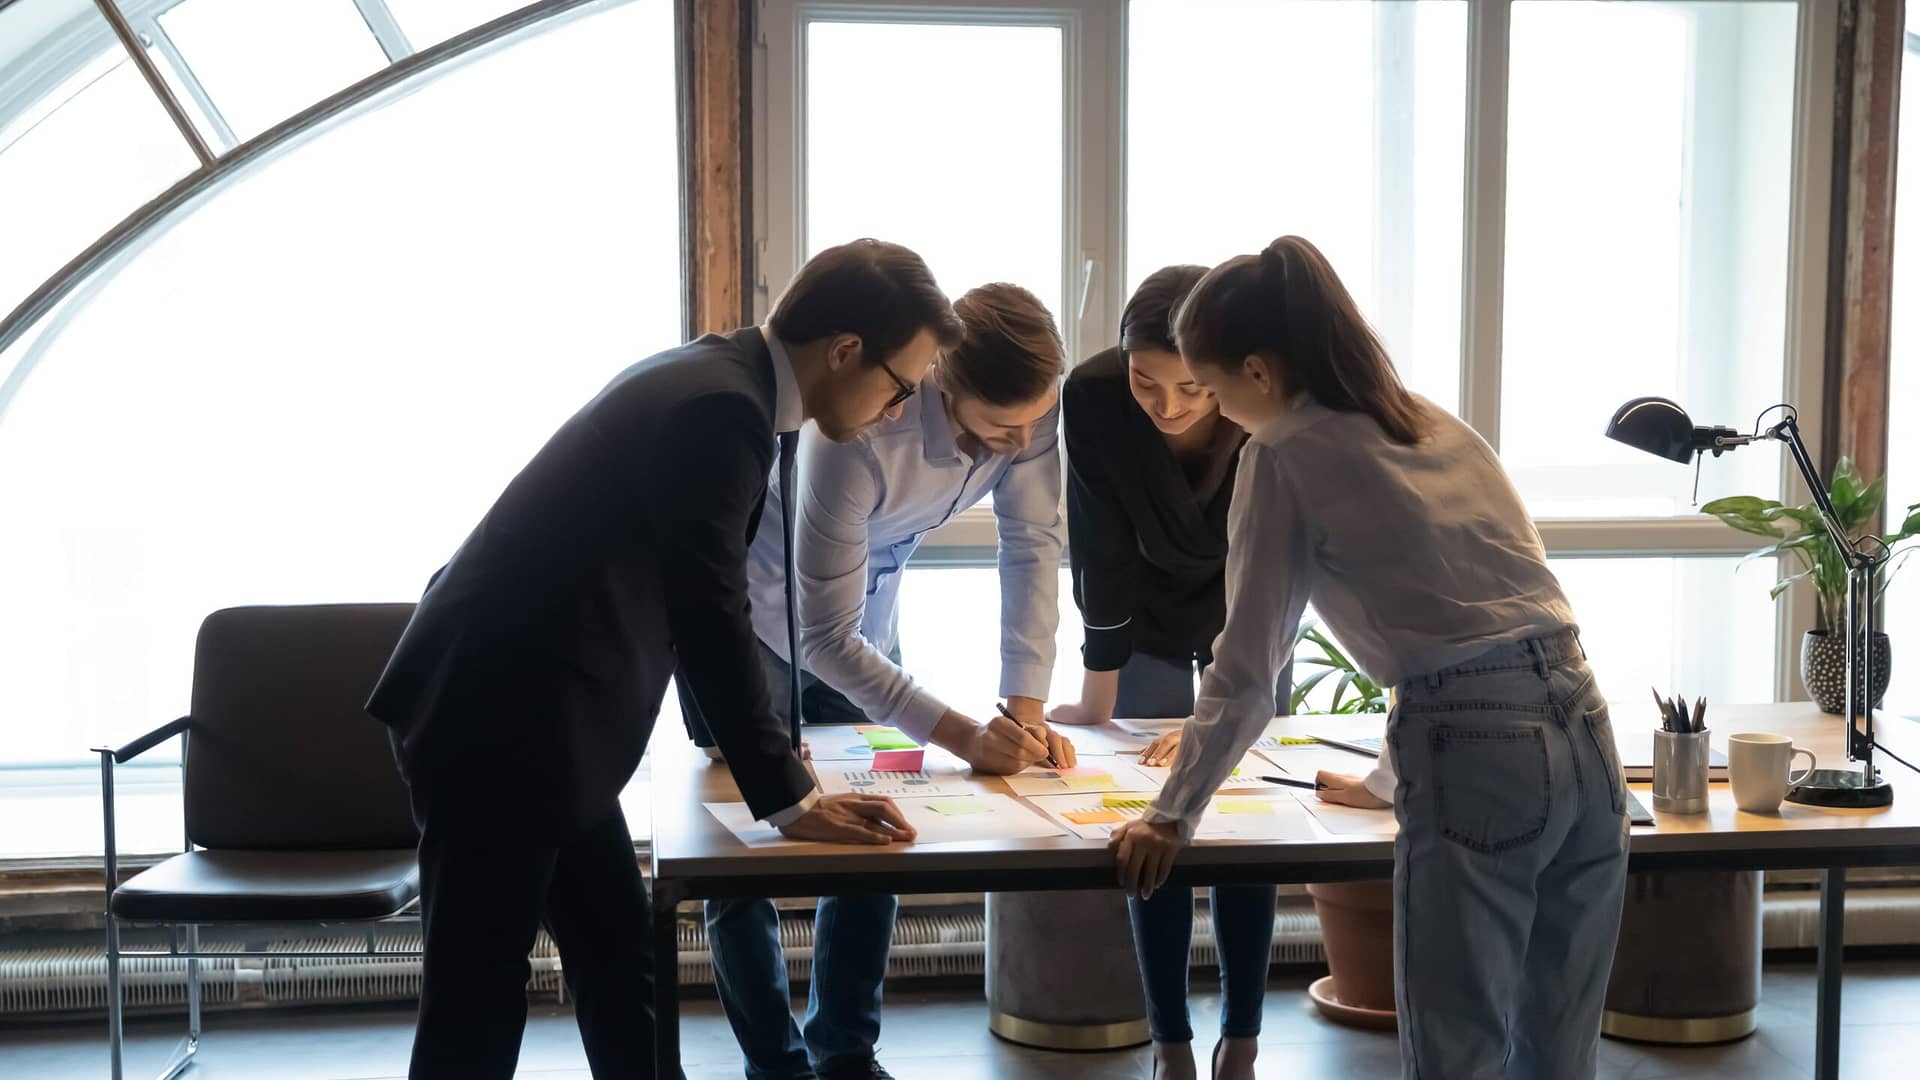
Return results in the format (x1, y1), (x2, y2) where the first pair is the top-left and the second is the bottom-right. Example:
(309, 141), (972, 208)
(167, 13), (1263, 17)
(871, 749), (925, 771)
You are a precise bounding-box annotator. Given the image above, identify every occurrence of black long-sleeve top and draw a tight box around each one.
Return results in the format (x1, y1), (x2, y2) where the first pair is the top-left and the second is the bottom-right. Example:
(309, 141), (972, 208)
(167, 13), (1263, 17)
(1064, 347), (1247, 672)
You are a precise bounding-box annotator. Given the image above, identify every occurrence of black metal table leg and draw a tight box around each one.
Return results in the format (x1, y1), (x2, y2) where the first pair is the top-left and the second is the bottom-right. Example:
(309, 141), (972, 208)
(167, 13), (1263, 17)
(653, 881), (684, 1078)
(1815, 867), (1845, 1080)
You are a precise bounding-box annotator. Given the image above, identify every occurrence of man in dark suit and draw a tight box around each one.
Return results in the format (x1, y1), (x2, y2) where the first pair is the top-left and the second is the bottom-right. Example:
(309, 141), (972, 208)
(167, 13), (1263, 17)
(367, 239), (966, 1079)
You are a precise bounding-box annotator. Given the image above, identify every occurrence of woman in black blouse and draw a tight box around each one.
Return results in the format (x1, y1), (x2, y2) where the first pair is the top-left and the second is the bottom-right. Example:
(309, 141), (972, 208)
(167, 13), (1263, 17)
(1051, 265), (1275, 1080)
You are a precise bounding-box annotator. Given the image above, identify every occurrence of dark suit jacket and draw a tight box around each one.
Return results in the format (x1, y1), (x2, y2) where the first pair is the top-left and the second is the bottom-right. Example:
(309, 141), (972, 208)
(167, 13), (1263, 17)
(368, 328), (813, 833)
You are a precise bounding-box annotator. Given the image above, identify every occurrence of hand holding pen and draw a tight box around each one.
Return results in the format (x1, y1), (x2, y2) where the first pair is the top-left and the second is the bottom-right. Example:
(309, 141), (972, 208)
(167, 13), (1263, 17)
(997, 701), (1060, 768)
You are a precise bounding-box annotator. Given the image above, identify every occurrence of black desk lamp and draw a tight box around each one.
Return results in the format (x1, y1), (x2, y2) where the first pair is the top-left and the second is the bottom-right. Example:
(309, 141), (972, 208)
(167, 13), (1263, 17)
(1605, 397), (1894, 808)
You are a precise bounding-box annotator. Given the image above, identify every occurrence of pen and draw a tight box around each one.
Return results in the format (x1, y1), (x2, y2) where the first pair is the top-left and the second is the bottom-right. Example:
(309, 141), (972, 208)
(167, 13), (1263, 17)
(997, 701), (1056, 767)
(1674, 695), (1690, 734)
(1693, 696), (1707, 734)
(1260, 774), (1328, 791)
(1652, 687), (1674, 732)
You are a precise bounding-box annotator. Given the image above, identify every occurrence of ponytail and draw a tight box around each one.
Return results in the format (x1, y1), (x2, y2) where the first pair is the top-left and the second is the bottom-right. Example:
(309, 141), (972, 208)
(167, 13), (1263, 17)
(1173, 236), (1429, 445)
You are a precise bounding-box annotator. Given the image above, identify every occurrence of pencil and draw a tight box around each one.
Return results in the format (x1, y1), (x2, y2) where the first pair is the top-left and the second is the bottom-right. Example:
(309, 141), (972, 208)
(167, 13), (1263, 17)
(1260, 774), (1328, 791)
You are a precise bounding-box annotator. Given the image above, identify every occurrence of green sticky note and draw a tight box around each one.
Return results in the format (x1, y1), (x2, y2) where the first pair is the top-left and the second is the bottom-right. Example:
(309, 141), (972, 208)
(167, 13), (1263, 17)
(925, 799), (991, 816)
(1101, 795), (1152, 809)
(1216, 800), (1275, 815)
(860, 727), (918, 750)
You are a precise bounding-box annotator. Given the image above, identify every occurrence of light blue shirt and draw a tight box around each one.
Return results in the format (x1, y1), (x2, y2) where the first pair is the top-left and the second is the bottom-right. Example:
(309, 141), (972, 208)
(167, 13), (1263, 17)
(745, 372), (1067, 742)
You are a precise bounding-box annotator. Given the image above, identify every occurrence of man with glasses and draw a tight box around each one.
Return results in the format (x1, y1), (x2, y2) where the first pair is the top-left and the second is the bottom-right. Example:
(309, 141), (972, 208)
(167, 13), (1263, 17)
(370, 239), (962, 1080)
(680, 282), (1073, 1080)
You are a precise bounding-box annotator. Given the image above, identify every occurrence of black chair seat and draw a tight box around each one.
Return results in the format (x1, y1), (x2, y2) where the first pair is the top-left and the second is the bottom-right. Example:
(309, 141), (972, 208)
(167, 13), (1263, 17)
(111, 849), (419, 922)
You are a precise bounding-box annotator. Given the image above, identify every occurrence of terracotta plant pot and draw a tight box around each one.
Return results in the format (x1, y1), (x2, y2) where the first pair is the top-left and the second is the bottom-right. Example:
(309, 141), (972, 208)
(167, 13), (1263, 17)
(1307, 880), (1397, 1026)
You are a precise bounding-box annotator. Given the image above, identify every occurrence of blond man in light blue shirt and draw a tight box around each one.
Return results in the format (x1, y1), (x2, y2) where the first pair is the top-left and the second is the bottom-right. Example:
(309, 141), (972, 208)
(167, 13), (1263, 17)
(681, 283), (1076, 1080)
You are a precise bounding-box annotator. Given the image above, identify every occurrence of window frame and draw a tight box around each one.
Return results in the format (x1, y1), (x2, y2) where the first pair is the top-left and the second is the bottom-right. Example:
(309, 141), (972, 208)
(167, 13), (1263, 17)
(752, 0), (1841, 699)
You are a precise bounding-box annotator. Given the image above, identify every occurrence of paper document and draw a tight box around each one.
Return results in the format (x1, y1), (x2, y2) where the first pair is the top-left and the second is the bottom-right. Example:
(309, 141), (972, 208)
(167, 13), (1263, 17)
(1048, 723), (1161, 757)
(1028, 792), (1316, 842)
(816, 764), (975, 798)
(1002, 760), (1160, 797)
(1132, 752), (1272, 792)
(1253, 745), (1382, 782)
(704, 793), (1064, 850)
(1292, 791), (1399, 836)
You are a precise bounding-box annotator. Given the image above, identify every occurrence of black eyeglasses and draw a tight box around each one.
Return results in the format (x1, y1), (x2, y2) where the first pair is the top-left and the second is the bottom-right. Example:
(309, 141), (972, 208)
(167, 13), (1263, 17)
(879, 358), (918, 409)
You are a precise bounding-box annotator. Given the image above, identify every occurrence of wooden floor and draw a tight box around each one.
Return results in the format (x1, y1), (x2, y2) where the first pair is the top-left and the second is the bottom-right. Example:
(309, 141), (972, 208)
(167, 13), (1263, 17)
(4, 958), (1916, 1078)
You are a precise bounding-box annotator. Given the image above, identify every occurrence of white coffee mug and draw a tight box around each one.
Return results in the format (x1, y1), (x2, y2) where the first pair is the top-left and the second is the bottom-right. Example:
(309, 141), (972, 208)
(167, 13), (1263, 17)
(1728, 732), (1818, 813)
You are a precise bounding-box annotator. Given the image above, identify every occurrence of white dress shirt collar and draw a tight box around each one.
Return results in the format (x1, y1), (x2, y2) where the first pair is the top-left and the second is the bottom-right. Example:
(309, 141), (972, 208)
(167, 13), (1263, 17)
(760, 326), (804, 434)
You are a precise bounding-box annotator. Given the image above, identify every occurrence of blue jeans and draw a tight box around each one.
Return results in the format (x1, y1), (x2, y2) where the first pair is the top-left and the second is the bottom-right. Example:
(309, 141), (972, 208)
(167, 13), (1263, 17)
(1118, 651), (1280, 1043)
(687, 644), (897, 1078)
(1389, 631), (1629, 1080)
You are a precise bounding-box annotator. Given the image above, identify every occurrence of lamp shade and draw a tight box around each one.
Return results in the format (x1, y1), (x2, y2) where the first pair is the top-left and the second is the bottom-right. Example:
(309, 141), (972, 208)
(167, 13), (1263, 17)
(1606, 397), (1697, 464)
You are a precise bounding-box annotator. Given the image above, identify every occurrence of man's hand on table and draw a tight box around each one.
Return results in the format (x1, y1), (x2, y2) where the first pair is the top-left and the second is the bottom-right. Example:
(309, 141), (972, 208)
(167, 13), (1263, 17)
(1005, 695), (1076, 768)
(934, 709), (1050, 774)
(777, 794), (917, 845)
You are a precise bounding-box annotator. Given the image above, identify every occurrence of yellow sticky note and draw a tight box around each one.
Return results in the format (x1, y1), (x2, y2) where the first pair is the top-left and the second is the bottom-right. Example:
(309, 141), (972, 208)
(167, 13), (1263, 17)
(1216, 800), (1276, 815)
(1275, 736), (1320, 746)
(924, 799), (991, 816)
(1061, 772), (1116, 791)
(1101, 795), (1151, 809)
(1063, 808), (1126, 825)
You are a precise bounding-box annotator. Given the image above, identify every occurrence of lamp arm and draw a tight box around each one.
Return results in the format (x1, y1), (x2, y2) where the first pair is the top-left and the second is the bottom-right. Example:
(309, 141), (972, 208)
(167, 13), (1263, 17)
(1767, 415), (1867, 568)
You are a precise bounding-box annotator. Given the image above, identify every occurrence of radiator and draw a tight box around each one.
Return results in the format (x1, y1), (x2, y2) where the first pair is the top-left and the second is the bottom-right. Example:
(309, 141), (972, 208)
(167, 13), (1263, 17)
(0, 904), (1326, 1021)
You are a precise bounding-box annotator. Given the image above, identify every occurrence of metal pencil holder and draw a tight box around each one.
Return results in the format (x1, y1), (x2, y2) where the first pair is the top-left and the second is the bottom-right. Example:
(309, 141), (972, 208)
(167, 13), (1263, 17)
(1653, 729), (1710, 814)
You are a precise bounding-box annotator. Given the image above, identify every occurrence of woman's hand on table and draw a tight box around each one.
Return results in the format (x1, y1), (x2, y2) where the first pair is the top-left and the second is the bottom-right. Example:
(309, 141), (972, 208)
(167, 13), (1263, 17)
(1137, 726), (1187, 766)
(1109, 818), (1188, 900)
(1315, 771), (1391, 809)
(776, 794), (917, 845)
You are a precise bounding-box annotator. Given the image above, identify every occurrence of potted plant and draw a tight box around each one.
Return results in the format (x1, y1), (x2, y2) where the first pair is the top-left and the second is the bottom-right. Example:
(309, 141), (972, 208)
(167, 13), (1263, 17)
(1701, 458), (1920, 713)
(1292, 622), (1397, 1028)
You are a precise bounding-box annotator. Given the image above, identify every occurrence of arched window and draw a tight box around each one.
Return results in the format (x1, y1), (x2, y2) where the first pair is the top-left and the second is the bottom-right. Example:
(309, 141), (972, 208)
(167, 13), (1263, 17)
(0, 0), (680, 853)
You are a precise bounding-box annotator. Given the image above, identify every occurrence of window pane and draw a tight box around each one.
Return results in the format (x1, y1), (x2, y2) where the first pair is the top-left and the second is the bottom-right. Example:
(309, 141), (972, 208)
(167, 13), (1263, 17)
(0, 42), (200, 313)
(0, 0), (679, 772)
(159, 0), (389, 140)
(1550, 557), (1778, 708)
(804, 20), (1064, 320)
(1127, 0), (1466, 413)
(895, 557), (1775, 723)
(385, 0), (529, 50)
(1501, 1), (1798, 518)
(1884, 15), (1920, 718)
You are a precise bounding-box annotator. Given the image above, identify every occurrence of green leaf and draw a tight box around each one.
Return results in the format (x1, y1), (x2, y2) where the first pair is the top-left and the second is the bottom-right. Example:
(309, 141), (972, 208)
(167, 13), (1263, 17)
(1891, 503), (1920, 543)
(1769, 568), (1813, 601)
(1330, 671), (1358, 712)
(1702, 496), (1782, 516)
(1830, 458), (1861, 514)
(1738, 534), (1821, 567)
(1292, 668), (1335, 711)
(1715, 514), (1788, 540)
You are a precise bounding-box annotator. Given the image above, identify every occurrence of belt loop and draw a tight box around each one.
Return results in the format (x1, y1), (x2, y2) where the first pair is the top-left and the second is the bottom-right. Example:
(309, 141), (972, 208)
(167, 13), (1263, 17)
(1425, 670), (1444, 692)
(1528, 638), (1549, 679)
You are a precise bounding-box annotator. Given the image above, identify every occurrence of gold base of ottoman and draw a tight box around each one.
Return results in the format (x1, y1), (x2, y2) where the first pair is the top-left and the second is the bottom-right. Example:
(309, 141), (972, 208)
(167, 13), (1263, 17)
(988, 1010), (1151, 1051)
(1601, 1008), (1757, 1046)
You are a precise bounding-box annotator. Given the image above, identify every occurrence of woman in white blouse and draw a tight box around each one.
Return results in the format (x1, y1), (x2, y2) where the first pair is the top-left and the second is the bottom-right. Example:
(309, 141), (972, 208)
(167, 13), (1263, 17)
(1110, 236), (1630, 1080)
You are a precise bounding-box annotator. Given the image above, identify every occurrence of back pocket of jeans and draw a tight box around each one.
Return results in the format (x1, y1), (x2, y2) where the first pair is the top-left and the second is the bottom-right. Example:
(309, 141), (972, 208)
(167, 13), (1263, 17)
(1431, 724), (1551, 854)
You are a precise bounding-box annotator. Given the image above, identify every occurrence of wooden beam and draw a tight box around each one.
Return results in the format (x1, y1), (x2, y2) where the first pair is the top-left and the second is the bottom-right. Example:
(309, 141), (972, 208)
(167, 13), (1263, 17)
(680, 0), (752, 336)
(1826, 0), (1905, 515)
